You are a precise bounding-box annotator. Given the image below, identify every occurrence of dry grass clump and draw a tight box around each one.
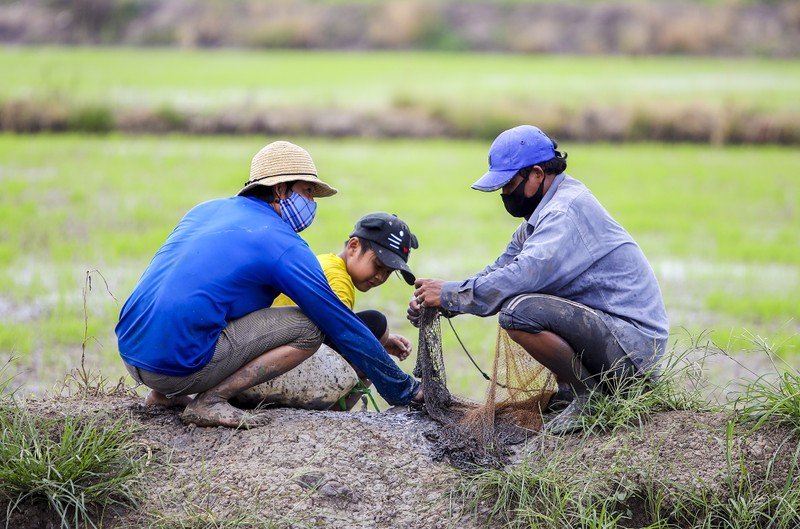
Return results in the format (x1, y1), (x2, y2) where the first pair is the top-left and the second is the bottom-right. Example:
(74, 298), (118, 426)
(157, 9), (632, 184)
(0, 99), (70, 133)
(3, 97), (799, 145)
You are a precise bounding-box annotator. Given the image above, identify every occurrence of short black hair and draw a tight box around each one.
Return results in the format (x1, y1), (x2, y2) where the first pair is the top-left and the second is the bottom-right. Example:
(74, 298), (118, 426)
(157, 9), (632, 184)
(351, 237), (393, 270)
(516, 140), (568, 178)
(241, 185), (274, 202)
(355, 237), (374, 256)
(240, 180), (298, 203)
(540, 139), (568, 175)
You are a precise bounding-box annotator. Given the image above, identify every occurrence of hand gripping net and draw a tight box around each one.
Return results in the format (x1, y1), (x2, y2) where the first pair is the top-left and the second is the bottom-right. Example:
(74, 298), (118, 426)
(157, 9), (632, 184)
(414, 307), (557, 469)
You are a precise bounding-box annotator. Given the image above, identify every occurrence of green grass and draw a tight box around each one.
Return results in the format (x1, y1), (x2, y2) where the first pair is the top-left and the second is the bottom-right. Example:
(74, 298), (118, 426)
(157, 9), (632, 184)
(459, 428), (800, 529)
(0, 413), (143, 529)
(733, 338), (800, 433)
(0, 133), (798, 402)
(3, 47), (799, 114)
(0, 361), (144, 529)
(457, 341), (800, 529)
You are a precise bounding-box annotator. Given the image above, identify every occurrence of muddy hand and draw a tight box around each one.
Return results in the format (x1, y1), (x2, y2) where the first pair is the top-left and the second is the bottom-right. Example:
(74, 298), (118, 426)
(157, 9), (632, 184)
(413, 278), (445, 309)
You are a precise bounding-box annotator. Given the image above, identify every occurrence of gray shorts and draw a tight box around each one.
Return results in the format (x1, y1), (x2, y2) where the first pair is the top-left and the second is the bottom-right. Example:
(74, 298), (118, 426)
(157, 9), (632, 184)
(124, 306), (323, 397)
(498, 293), (637, 384)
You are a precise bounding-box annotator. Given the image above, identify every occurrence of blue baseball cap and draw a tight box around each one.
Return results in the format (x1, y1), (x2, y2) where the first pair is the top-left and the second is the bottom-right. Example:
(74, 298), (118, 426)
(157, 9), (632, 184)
(471, 125), (556, 192)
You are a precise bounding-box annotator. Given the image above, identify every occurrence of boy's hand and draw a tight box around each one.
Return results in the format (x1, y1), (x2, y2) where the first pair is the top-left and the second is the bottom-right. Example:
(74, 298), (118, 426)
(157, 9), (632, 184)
(407, 294), (422, 327)
(385, 333), (412, 361)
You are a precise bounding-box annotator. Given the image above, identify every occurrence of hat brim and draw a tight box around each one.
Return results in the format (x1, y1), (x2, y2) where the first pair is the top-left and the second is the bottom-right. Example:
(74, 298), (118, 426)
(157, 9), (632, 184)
(237, 176), (338, 198)
(471, 168), (519, 192)
(372, 244), (416, 285)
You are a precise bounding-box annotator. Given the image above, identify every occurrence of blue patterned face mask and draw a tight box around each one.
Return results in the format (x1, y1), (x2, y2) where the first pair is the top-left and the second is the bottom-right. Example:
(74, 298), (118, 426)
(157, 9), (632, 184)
(279, 191), (317, 232)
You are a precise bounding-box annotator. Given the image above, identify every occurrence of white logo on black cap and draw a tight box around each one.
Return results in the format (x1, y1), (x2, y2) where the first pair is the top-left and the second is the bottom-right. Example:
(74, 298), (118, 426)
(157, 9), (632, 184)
(387, 230), (403, 250)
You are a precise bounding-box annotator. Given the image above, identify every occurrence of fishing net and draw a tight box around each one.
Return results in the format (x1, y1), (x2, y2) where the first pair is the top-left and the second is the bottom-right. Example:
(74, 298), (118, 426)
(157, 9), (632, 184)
(414, 307), (557, 469)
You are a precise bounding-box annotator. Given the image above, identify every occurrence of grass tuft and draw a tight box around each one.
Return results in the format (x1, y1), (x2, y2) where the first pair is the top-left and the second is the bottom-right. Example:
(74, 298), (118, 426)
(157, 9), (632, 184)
(0, 358), (144, 529)
(733, 340), (800, 432)
(457, 335), (800, 528)
(575, 342), (719, 436)
(67, 104), (115, 134)
(670, 426), (800, 529)
(0, 406), (144, 528)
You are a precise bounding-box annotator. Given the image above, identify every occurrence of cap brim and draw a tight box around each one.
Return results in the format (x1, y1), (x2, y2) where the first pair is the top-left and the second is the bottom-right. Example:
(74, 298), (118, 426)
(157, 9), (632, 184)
(471, 168), (519, 192)
(372, 244), (416, 285)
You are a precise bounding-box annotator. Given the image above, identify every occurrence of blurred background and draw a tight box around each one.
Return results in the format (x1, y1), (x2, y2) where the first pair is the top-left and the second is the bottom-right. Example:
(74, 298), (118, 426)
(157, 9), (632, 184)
(1, 0), (798, 405)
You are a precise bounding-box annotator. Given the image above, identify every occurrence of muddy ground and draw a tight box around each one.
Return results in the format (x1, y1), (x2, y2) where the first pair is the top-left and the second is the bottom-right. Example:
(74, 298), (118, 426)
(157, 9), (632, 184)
(3, 390), (798, 529)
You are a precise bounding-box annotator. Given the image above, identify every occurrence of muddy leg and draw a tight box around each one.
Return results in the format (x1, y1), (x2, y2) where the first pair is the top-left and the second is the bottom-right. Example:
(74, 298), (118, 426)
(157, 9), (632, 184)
(505, 329), (596, 394)
(182, 344), (315, 428)
(506, 329), (597, 434)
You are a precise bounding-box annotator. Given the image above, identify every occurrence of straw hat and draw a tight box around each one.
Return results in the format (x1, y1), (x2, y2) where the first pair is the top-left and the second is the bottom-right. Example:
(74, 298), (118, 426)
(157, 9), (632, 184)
(237, 141), (338, 198)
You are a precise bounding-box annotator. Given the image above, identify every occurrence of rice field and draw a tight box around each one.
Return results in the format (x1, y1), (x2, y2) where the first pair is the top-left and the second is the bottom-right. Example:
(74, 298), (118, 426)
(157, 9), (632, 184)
(1, 133), (797, 402)
(2, 47), (798, 403)
(3, 47), (799, 114)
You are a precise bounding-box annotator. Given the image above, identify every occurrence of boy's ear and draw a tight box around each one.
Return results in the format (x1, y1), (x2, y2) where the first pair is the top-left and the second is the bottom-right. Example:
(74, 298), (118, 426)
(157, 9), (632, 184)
(345, 237), (361, 254)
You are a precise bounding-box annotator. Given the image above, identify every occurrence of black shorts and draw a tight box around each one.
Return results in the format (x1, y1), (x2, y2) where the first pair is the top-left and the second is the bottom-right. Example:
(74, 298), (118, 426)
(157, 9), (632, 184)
(498, 293), (637, 383)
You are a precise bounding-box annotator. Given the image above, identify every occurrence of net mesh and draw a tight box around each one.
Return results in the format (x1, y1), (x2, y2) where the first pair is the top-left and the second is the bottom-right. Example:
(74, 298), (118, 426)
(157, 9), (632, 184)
(414, 307), (557, 469)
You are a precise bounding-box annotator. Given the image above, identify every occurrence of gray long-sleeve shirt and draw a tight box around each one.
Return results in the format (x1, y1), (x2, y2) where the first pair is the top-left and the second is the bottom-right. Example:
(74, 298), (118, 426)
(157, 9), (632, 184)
(440, 174), (669, 372)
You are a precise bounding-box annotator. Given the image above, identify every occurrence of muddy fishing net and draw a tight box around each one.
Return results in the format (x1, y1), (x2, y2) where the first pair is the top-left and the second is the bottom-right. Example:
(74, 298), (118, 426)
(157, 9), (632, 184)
(414, 307), (557, 469)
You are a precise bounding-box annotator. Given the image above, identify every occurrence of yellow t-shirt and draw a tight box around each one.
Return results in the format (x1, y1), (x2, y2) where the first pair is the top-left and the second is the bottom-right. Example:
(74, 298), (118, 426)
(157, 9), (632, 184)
(272, 253), (356, 310)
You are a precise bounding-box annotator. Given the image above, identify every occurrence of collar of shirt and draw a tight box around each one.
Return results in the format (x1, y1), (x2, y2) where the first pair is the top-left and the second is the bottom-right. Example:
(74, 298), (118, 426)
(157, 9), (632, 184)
(526, 172), (566, 230)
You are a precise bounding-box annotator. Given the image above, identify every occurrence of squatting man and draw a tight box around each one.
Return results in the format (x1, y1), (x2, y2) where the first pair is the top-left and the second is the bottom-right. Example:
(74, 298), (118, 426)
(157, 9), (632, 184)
(116, 140), (423, 428)
(408, 125), (669, 435)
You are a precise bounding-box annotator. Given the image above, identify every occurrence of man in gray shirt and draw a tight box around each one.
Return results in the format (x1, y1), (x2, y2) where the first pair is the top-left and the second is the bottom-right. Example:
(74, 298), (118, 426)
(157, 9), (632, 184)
(409, 125), (669, 434)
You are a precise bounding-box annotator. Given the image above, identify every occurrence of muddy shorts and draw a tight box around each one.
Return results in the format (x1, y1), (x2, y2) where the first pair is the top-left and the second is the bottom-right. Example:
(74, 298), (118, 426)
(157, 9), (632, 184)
(498, 293), (637, 385)
(124, 306), (323, 397)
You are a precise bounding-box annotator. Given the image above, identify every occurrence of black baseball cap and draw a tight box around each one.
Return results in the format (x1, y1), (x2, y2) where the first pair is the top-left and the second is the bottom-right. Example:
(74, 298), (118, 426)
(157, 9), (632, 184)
(349, 212), (419, 285)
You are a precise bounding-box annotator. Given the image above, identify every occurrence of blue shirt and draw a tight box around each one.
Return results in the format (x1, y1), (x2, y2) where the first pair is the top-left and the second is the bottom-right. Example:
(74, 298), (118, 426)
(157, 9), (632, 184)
(116, 196), (419, 405)
(441, 174), (669, 373)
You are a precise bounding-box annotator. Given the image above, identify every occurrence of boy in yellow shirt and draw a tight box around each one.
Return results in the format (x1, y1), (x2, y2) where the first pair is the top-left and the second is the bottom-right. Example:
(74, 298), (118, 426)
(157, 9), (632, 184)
(272, 212), (419, 409)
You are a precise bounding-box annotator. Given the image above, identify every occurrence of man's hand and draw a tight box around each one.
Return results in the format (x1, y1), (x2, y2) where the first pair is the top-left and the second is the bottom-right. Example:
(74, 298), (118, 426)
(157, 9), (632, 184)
(414, 278), (444, 308)
(384, 333), (412, 361)
(407, 278), (445, 326)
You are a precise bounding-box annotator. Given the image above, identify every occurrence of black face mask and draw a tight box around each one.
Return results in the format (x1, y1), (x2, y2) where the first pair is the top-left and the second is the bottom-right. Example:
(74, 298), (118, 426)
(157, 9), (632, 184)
(501, 175), (545, 219)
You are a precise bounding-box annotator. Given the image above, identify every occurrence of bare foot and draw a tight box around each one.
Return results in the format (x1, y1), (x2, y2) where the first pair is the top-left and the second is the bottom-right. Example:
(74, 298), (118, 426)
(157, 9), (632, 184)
(182, 396), (271, 429)
(144, 390), (193, 408)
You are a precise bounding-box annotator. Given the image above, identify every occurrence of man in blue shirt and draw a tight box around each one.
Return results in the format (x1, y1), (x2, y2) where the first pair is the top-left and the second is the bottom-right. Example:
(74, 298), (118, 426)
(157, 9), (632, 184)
(409, 125), (669, 434)
(117, 140), (422, 428)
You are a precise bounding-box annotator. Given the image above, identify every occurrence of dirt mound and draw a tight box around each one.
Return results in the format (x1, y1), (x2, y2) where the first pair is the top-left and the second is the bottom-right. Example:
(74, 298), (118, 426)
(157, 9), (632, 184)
(3, 393), (797, 528)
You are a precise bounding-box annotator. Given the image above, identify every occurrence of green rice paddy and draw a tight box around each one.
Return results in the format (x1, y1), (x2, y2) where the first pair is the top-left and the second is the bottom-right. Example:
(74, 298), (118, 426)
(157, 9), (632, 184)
(3, 47), (799, 114)
(1, 133), (797, 401)
(1, 47), (798, 402)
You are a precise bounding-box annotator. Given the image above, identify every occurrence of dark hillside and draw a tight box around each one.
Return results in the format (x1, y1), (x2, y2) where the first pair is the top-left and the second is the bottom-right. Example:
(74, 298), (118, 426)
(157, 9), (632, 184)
(1, 0), (798, 57)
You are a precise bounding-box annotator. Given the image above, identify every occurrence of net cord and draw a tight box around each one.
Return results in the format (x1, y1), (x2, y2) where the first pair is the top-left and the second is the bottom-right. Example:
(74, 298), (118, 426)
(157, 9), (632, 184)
(443, 315), (508, 389)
